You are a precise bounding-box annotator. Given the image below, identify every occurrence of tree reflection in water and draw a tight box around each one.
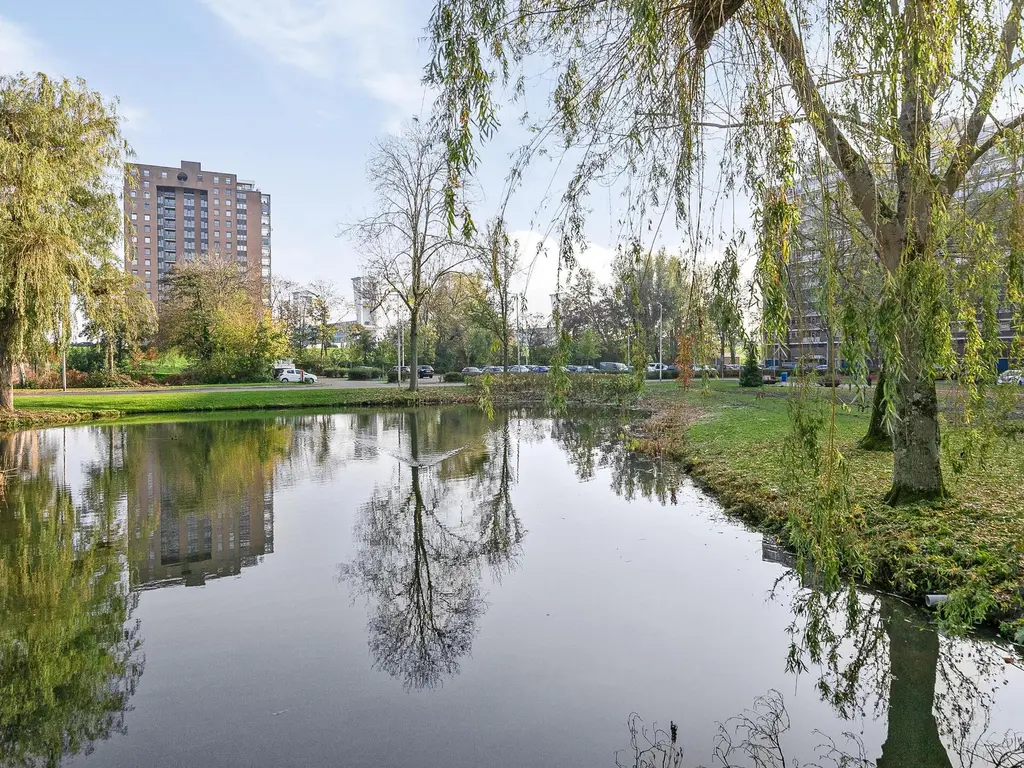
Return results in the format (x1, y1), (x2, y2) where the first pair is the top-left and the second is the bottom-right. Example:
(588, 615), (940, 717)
(339, 409), (525, 690)
(0, 431), (144, 768)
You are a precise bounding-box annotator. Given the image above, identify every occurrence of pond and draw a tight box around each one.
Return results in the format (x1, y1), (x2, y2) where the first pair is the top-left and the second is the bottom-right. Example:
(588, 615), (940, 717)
(0, 407), (1022, 767)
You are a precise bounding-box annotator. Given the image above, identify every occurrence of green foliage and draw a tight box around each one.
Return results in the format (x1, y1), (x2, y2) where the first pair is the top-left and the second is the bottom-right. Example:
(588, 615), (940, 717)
(739, 342), (763, 387)
(475, 372), (641, 407)
(82, 261), (157, 372)
(443, 371), (465, 382)
(65, 345), (105, 374)
(348, 367), (379, 381)
(0, 73), (127, 410)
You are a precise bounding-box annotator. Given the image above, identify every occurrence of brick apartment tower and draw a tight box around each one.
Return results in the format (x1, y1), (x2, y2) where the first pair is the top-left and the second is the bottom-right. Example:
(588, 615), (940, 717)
(124, 160), (271, 308)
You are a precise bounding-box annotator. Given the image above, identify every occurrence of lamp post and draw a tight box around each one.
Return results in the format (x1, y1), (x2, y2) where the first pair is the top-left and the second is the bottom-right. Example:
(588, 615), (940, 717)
(657, 302), (664, 380)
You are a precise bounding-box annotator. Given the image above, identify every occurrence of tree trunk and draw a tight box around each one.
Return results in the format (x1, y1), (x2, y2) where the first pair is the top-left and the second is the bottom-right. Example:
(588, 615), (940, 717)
(876, 598), (952, 768)
(408, 311), (419, 392)
(0, 310), (18, 412)
(887, 364), (945, 504)
(719, 334), (726, 377)
(107, 339), (115, 373)
(859, 369), (892, 451)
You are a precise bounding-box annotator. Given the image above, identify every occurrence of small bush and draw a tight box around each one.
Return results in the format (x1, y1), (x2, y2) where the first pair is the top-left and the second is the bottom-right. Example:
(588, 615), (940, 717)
(645, 369), (679, 380)
(321, 367), (347, 378)
(348, 367), (377, 381)
(387, 370), (400, 383)
(818, 373), (842, 387)
(443, 371), (465, 383)
(131, 373), (159, 386)
(161, 372), (199, 387)
(83, 371), (138, 389)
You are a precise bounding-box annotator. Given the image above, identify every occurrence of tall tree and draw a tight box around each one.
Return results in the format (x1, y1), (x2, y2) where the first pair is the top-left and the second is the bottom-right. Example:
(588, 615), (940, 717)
(0, 74), (126, 411)
(345, 122), (475, 390)
(82, 261), (157, 372)
(473, 220), (521, 369)
(708, 241), (744, 375)
(426, 0), (1024, 504)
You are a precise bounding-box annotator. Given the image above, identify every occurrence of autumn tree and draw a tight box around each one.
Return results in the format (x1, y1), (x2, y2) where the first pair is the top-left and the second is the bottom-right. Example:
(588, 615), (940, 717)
(305, 279), (345, 360)
(0, 74), (127, 410)
(345, 121), (475, 390)
(160, 254), (287, 382)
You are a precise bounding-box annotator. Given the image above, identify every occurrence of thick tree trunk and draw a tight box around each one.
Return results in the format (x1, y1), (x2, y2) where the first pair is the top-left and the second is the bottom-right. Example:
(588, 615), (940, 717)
(859, 369), (892, 451)
(0, 311), (17, 412)
(876, 598), (952, 768)
(887, 365), (945, 504)
(408, 312), (419, 392)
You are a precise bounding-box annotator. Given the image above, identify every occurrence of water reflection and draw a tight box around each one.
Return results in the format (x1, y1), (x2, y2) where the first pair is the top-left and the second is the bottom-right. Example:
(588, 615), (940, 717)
(0, 409), (1021, 766)
(0, 432), (143, 767)
(339, 410), (525, 690)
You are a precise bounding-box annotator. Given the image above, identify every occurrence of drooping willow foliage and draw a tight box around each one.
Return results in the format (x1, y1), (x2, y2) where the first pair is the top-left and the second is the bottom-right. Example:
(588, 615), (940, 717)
(426, 0), (1024, 507)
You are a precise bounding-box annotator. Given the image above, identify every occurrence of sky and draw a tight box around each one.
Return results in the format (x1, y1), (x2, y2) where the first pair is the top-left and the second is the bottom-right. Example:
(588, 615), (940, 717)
(0, 0), (748, 322)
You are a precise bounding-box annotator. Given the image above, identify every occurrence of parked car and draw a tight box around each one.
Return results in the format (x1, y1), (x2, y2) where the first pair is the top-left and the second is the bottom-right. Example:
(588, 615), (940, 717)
(998, 369), (1024, 385)
(578, 365), (600, 374)
(533, 365), (551, 373)
(278, 368), (317, 384)
(482, 365), (505, 374)
(647, 362), (669, 373)
(462, 366), (483, 376)
(417, 365), (435, 378)
(391, 365), (411, 374)
(598, 361), (629, 373)
(508, 364), (531, 373)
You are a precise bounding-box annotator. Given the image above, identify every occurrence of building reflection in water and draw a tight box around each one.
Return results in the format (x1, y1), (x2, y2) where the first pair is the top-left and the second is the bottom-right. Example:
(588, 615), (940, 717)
(120, 420), (285, 591)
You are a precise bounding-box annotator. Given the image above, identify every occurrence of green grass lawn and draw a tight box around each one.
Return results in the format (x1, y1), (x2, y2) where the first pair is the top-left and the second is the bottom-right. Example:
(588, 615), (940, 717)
(4, 385), (475, 423)
(636, 381), (1024, 637)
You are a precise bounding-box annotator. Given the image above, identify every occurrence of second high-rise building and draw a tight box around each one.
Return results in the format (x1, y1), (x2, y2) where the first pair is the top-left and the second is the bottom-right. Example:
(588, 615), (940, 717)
(124, 160), (271, 307)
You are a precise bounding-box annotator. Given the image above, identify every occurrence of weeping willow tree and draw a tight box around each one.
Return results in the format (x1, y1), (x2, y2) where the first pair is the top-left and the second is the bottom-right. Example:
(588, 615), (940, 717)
(427, 0), (1024, 505)
(0, 73), (128, 411)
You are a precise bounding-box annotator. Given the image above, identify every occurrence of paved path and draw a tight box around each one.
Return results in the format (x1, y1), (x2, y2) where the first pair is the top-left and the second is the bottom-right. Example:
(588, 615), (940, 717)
(17, 377), (459, 397)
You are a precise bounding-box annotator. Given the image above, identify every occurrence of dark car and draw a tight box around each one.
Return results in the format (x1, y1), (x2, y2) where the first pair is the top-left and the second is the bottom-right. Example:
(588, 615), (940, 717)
(418, 365), (435, 378)
(461, 366), (483, 376)
(482, 365), (504, 374)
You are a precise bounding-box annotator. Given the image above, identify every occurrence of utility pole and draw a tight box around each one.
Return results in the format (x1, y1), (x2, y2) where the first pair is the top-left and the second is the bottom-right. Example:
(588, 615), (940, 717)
(657, 302), (664, 380)
(397, 324), (402, 386)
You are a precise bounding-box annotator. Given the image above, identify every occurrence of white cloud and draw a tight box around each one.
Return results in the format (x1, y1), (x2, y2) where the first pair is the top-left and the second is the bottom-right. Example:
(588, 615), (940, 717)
(0, 15), (52, 75)
(199, 0), (427, 124)
(509, 229), (618, 317)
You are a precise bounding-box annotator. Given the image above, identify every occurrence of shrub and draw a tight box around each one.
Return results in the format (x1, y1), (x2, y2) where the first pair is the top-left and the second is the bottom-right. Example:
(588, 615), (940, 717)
(387, 370), (400, 383)
(83, 371), (138, 389)
(348, 367), (377, 381)
(443, 371), (465, 383)
(131, 373), (159, 386)
(65, 345), (105, 373)
(646, 369), (679, 380)
(818, 373), (842, 387)
(474, 371), (640, 406)
(161, 372), (199, 387)
(739, 343), (763, 388)
(321, 367), (347, 378)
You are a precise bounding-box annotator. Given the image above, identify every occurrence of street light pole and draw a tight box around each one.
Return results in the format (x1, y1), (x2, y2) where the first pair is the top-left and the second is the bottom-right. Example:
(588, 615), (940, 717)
(657, 302), (664, 381)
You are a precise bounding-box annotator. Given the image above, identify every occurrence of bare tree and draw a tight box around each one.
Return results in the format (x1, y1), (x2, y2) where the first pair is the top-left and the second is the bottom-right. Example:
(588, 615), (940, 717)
(344, 122), (475, 390)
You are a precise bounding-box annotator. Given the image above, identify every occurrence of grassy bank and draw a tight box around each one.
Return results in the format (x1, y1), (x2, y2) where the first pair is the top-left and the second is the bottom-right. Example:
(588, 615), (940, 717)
(2, 385), (476, 432)
(632, 381), (1024, 639)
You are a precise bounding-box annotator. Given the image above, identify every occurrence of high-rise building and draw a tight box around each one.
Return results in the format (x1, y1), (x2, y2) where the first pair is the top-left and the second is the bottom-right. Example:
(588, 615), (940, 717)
(352, 276), (378, 328)
(123, 160), (271, 307)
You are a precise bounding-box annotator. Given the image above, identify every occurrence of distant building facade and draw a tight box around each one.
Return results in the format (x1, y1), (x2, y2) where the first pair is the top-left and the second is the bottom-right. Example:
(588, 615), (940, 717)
(124, 160), (271, 308)
(782, 149), (1019, 367)
(352, 276), (378, 328)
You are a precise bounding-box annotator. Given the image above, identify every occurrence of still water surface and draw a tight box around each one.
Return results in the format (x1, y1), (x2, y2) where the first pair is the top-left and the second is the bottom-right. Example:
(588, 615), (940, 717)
(0, 407), (1022, 767)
